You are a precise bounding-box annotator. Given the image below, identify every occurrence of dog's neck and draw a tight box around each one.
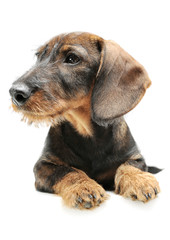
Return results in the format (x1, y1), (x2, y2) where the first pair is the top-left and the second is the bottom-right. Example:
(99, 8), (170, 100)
(64, 105), (93, 137)
(63, 87), (94, 137)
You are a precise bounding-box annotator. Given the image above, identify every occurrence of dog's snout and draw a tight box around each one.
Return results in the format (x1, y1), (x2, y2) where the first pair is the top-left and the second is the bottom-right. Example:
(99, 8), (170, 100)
(9, 83), (33, 107)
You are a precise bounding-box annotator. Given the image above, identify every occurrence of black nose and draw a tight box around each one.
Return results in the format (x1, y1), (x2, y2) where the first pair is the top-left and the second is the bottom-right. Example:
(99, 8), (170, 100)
(9, 83), (32, 107)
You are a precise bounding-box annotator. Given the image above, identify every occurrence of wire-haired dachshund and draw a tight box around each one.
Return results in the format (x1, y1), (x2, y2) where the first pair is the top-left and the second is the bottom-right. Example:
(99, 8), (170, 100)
(9, 32), (161, 209)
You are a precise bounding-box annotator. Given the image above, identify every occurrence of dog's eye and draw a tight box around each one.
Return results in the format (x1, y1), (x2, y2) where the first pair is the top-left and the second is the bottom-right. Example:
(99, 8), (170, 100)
(64, 53), (80, 64)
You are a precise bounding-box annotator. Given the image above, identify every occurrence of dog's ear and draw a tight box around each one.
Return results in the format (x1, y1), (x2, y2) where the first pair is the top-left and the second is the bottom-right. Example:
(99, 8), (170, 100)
(91, 40), (151, 126)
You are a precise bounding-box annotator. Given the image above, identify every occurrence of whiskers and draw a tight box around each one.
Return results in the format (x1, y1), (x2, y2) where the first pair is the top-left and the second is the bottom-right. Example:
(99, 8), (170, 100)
(10, 100), (65, 128)
(21, 112), (65, 127)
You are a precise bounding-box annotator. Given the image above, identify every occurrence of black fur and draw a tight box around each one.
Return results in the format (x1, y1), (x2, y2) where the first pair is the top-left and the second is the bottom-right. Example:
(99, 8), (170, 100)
(9, 32), (161, 197)
(34, 117), (148, 192)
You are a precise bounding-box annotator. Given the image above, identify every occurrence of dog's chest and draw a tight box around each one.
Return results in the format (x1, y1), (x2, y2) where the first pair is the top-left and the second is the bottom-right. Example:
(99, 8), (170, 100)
(62, 122), (114, 171)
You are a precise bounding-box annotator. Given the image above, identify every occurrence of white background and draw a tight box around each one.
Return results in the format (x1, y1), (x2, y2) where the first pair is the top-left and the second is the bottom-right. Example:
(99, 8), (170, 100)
(1, 0), (170, 239)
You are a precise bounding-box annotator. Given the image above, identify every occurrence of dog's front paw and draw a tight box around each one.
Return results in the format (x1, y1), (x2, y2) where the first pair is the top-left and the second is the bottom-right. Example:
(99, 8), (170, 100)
(115, 164), (160, 202)
(64, 181), (107, 209)
(53, 170), (108, 209)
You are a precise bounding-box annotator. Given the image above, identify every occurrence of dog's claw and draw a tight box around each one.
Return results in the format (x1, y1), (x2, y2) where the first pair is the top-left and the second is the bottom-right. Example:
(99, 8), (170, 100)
(84, 202), (92, 209)
(93, 194), (97, 199)
(144, 193), (149, 200)
(148, 193), (152, 198)
(154, 188), (158, 195)
(77, 197), (83, 203)
(88, 194), (93, 199)
(131, 194), (137, 200)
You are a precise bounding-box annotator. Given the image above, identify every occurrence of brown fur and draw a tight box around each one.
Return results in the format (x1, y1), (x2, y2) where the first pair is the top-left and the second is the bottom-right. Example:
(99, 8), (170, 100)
(12, 87), (92, 133)
(64, 87), (93, 136)
(115, 164), (160, 202)
(9, 32), (160, 209)
(53, 169), (108, 209)
(92, 40), (151, 124)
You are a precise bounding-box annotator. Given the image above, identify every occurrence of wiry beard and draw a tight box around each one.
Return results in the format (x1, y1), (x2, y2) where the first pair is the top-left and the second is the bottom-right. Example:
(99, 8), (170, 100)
(11, 101), (66, 127)
(21, 112), (65, 127)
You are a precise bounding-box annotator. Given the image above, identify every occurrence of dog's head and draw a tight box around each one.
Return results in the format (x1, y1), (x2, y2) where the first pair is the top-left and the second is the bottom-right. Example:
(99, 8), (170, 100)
(9, 32), (151, 126)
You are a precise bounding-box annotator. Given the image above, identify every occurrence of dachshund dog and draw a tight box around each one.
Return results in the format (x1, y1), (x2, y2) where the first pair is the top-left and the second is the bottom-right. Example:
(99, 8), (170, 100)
(9, 32), (161, 209)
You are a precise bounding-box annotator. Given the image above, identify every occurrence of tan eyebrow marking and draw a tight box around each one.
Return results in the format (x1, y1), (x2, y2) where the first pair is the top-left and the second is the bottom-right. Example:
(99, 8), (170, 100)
(60, 44), (89, 57)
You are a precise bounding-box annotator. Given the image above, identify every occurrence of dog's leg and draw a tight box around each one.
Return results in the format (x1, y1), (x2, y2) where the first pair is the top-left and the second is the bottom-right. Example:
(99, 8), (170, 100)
(114, 160), (160, 202)
(53, 169), (108, 209)
(34, 159), (107, 209)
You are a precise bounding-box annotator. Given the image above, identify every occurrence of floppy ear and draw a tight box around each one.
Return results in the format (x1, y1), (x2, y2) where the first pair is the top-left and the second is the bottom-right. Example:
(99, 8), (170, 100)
(91, 40), (151, 126)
